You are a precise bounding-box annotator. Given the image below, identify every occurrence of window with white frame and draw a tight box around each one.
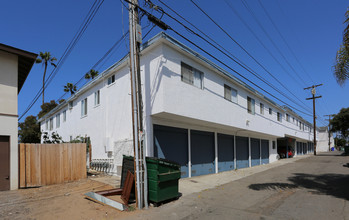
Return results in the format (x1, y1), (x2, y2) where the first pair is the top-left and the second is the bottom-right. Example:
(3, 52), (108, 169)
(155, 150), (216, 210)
(81, 98), (87, 117)
(56, 113), (60, 128)
(247, 96), (255, 114)
(277, 112), (282, 122)
(224, 84), (238, 103)
(94, 90), (100, 106)
(45, 120), (48, 130)
(260, 103), (264, 115)
(299, 122), (302, 130)
(286, 114), (290, 122)
(107, 75), (115, 85)
(269, 108), (272, 115)
(49, 117), (53, 130)
(63, 110), (66, 122)
(181, 62), (203, 89)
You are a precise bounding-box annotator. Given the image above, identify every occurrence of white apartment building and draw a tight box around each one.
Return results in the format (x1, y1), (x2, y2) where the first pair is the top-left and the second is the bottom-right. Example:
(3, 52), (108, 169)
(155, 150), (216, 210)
(39, 32), (316, 177)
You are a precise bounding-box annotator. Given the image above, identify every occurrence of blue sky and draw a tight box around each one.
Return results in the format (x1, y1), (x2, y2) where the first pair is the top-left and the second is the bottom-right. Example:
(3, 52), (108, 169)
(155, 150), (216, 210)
(1, 0), (348, 127)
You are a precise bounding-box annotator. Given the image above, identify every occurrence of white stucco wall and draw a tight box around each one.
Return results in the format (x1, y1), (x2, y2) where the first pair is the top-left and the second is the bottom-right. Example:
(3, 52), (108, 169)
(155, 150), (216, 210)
(0, 50), (18, 190)
(317, 129), (334, 152)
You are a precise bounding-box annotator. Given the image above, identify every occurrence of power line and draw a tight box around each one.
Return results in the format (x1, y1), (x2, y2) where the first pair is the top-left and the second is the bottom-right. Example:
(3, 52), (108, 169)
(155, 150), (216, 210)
(257, 0), (315, 84)
(126, 1), (313, 117)
(151, 0), (312, 115)
(19, 0), (105, 121)
(240, 0), (308, 87)
(155, 0), (313, 115)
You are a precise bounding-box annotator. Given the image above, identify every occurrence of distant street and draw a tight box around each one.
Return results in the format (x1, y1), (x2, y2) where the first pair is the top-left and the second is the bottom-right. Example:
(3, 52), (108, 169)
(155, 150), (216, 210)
(128, 151), (349, 220)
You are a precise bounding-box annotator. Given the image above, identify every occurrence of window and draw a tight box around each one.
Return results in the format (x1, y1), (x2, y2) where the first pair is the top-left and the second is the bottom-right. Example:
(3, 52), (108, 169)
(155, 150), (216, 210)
(108, 75), (115, 85)
(56, 114), (60, 128)
(277, 112), (282, 122)
(299, 122), (302, 130)
(49, 117), (53, 130)
(94, 90), (100, 106)
(45, 120), (48, 130)
(63, 110), (66, 122)
(293, 117), (295, 122)
(68, 101), (73, 109)
(247, 96), (255, 114)
(181, 62), (203, 89)
(260, 103), (264, 115)
(269, 108), (272, 115)
(272, 141), (276, 149)
(286, 114), (289, 122)
(81, 98), (87, 117)
(224, 84), (238, 103)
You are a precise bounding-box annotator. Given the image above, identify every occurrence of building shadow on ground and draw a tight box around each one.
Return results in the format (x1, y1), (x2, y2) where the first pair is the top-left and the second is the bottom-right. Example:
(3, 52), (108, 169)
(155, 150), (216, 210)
(248, 173), (349, 201)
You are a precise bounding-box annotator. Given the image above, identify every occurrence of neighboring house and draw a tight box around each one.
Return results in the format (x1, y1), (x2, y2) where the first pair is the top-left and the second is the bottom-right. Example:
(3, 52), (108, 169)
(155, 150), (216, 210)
(0, 43), (37, 190)
(317, 126), (334, 152)
(39, 32), (315, 177)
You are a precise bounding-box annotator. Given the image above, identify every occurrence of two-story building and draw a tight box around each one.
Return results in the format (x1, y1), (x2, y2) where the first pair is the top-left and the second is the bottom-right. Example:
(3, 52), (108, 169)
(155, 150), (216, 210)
(39, 32), (315, 177)
(0, 43), (37, 190)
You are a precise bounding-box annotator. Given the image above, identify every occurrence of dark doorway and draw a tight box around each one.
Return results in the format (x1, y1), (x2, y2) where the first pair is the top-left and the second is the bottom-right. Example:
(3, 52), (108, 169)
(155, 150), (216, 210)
(0, 136), (10, 191)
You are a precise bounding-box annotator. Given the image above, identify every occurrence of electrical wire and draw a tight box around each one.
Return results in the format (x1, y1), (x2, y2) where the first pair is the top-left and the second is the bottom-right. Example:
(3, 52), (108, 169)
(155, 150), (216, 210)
(155, 0), (313, 115)
(126, 1), (313, 117)
(19, 0), (105, 120)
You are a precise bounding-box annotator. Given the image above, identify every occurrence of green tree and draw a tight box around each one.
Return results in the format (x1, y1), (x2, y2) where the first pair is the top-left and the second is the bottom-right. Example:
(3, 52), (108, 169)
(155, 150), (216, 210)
(38, 100), (58, 118)
(330, 107), (349, 139)
(18, 115), (41, 143)
(333, 9), (349, 86)
(334, 137), (347, 147)
(84, 69), (99, 80)
(64, 83), (77, 95)
(35, 52), (57, 105)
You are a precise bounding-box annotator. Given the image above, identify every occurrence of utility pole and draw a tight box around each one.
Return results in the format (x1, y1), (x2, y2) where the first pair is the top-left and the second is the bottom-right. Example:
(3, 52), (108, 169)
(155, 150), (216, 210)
(128, 0), (148, 210)
(304, 84), (322, 155)
(324, 114), (335, 152)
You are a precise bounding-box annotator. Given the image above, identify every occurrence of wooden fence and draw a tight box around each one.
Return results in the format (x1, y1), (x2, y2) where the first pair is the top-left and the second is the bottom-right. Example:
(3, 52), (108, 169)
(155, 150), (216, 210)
(19, 143), (87, 188)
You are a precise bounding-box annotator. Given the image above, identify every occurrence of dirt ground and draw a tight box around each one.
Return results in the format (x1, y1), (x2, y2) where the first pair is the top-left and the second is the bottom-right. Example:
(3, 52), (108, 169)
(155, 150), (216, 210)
(0, 176), (142, 220)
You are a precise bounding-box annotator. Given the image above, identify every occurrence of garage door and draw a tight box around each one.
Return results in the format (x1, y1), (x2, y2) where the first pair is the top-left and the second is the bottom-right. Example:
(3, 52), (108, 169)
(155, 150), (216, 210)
(251, 138), (260, 167)
(261, 139), (269, 164)
(296, 142), (300, 155)
(0, 136), (10, 191)
(236, 136), (249, 169)
(303, 143), (307, 154)
(218, 133), (234, 172)
(191, 130), (215, 177)
(153, 125), (188, 178)
(299, 142), (303, 155)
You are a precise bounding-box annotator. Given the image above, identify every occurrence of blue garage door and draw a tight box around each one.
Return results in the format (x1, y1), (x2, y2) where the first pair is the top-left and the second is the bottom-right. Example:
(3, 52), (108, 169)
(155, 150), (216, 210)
(303, 143), (307, 154)
(261, 139), (269, 164)
(153, 124), (189, 178)
(251, 138), (260, 167)
(236, 136), (249, 169)
(218, 133), (234, 172)
(191, 130), (215, 177)
(296, 142), (301, 155)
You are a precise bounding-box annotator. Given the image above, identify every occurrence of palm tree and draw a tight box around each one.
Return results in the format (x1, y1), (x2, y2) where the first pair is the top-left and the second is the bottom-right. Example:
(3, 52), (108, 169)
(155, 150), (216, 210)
(334, 9), (349, 86)
(85, 69), (99, 80)
(35, 52), (57, 105)
(64, 83), (77, 95)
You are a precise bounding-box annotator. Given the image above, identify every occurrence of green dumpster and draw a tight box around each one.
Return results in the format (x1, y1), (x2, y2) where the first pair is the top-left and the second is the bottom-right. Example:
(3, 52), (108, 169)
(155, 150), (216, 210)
(146, 157), (181, 203)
